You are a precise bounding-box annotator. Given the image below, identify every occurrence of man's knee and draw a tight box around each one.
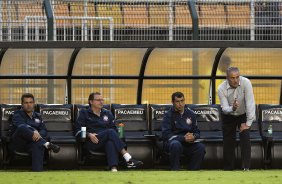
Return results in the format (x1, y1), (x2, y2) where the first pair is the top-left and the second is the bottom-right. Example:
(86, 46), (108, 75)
(107, 129), (116, 133)
(169, 140), (182, 153)
(15, 124), (29, 133)
(196, 143), (206, 156)
(106, 129), (118, 137)
(31, 141), (44, 150)
(13, 125), (33, 139)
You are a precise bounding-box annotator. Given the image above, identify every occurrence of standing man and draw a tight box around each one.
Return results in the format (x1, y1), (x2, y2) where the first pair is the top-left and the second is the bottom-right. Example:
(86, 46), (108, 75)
(218, 67), (256, 171)
(162, 92), (205, 170)
(10, 93), (60, 171)
(74, 92), (143, 172)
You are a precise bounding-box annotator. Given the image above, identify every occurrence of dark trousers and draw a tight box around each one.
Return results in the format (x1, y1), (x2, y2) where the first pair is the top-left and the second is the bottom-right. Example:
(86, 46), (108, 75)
(84, 129), (126, 168)
(165, 139), (205, 170)
(222, 114), (251, 170)
(10, 125), (47, 171)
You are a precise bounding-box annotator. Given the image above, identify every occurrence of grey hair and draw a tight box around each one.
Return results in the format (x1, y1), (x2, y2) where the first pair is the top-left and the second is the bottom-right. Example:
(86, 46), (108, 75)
(226, 67), (240, 75)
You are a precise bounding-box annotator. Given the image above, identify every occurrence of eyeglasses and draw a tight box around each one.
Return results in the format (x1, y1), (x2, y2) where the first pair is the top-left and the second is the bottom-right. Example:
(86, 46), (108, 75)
(93, 99), (104, 102)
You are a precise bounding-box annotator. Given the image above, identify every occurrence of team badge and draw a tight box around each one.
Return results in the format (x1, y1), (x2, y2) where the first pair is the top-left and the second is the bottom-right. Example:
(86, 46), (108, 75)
(186, 118), (192, 125)
(34, 118), (41, 123)
(103, 115), (109, 121)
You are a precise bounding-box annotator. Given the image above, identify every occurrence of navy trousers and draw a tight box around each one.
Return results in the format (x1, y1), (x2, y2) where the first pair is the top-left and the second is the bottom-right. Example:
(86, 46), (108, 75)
(10, 125), (47, 171)
(165, 140), (205, 170)
(84, 129), (126, 168)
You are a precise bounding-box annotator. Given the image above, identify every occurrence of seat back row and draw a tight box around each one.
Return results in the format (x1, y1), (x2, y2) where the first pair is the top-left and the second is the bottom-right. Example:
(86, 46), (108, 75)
(2, 104), (282, 140)
(1, 103), (282, 169)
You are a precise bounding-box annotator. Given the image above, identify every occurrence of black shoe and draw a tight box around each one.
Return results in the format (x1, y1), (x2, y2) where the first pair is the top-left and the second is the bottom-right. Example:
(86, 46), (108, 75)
(126, 158), (143, 168)
(243, 168), (250, 171)
(48, 143), (60, 153)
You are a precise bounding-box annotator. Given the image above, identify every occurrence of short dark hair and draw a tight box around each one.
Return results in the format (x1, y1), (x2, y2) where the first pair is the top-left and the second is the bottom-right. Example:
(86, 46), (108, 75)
(88, 92), (101, 106)
(226, 66), (240, 75)
(21, 93), (35, 103)
(171, 92), (184, 101)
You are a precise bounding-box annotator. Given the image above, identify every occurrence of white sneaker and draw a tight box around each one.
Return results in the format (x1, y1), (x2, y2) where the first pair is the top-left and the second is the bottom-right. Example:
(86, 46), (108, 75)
(111, 167), (118, 172)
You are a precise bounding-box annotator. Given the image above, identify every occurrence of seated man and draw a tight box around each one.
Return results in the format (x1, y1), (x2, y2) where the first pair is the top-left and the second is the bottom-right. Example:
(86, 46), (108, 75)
(74, 92), (143, 172)
(9, 93), (60, 171)
(162, 92), (205, 170)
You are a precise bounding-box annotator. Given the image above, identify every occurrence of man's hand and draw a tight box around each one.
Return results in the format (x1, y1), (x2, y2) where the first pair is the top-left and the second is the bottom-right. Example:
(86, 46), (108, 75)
(184, 132), (195, 143)
(240, 123), (250, 132)
(232, 99), (239, 111)
(32, 130), (41, 142)
(88, 133), (99, 144)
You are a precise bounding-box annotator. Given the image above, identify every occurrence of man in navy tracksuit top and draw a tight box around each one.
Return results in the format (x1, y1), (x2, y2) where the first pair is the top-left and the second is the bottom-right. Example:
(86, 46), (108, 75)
(74, 92), (143, 172)
(10, 93), (60, 171)
(162, 92), (205, 170)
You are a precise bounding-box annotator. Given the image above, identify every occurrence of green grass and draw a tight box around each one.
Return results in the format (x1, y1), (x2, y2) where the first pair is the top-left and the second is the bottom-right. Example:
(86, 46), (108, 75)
(0, 170), (281, 184)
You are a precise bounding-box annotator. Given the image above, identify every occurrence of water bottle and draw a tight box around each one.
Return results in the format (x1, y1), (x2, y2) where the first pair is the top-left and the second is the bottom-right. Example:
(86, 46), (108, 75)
(118, 123), (125, 139)
(81, 127), (87, 140)
(268, 124), (273, 136)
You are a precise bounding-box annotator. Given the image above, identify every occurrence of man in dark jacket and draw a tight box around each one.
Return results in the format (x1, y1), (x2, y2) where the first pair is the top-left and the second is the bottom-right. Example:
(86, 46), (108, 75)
(10, 93), (60, 171)
(74, 92), (143, 172)
(162, 92), (205, 170)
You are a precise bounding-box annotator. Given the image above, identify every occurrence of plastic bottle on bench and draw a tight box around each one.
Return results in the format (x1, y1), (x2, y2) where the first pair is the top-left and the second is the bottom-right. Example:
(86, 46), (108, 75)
(268, 124), (273, 136)
(81, 127), (87, 141)
(118, 122), (125, 139)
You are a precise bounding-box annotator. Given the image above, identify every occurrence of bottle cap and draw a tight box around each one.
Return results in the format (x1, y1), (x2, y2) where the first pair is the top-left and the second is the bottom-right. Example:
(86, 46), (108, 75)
(118, 123), (124, 127)
(81, 127), (86, 131)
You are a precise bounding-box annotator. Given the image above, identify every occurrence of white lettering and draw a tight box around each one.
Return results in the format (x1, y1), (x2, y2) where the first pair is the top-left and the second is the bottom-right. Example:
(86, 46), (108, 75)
(194, 110), (213, 115)
(4, 110), (14, 115)
(42, 111), (69, 116)
(263, 110), (282, 115)
(117, 110), (144, 115)
(155, 110), (167, 115)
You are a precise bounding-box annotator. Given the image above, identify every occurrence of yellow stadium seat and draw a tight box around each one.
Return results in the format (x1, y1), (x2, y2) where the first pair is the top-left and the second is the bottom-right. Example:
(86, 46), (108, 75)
(199, 4), (227, 27)
(175, 4), (192, 27)
(70, 2), (95, 17)
(54, 4), (69, 16)
(149, 5), (170, 27)
(96, 4), (123, 28)
(123, 5), (149, 28)
(54, 4), (71, 27)
(227, 4), (250, 28)
(1, 2), (44, 28)
(70, 2), (85, 17)
(1, 1), (19, 23)
(70, 2), (96, 26)
(18, 3), (44, 23)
